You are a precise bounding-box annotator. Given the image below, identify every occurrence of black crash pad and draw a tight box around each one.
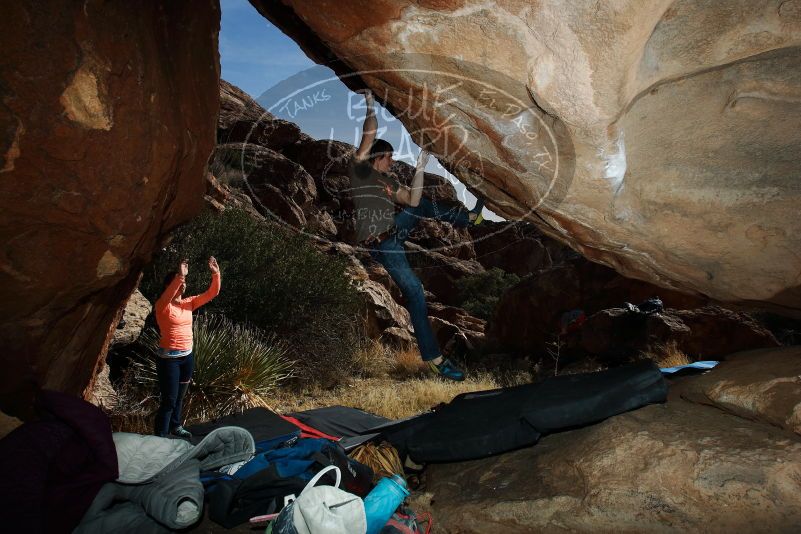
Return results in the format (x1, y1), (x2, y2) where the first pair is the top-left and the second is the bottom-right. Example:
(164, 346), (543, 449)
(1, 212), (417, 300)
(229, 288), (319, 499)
(186, 407), (298, 446)
(289, 405), (389, 438)
(370, 360), (667, 463)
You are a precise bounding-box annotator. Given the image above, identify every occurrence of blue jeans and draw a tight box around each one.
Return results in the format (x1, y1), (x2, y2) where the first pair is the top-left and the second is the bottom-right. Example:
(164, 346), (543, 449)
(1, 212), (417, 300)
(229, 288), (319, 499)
(369, 197), (469, 361)
(154, 352), (194, 436)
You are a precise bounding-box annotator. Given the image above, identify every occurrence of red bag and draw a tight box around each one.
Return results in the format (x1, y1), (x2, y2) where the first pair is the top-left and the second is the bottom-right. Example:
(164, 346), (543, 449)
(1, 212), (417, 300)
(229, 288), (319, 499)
(380, 506), (432, 534)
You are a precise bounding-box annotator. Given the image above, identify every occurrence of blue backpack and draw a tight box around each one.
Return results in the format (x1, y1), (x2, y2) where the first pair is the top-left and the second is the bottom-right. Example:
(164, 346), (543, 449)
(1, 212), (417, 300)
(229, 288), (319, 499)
(207, 438), (373, 529)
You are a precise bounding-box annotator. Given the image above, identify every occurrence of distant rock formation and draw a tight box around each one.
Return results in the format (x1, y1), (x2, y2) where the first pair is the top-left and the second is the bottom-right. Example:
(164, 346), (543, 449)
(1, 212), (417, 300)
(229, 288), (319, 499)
(210, 80), (497, 347)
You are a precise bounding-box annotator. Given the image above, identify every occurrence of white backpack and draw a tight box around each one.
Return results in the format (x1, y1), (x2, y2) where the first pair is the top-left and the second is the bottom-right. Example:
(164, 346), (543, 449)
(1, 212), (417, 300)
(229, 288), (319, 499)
(269, 465), (367, 534)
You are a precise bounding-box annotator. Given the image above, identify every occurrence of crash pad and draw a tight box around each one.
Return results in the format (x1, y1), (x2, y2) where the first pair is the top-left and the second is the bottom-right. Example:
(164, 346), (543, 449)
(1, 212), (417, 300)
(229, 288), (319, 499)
(370, 361), (667, 463)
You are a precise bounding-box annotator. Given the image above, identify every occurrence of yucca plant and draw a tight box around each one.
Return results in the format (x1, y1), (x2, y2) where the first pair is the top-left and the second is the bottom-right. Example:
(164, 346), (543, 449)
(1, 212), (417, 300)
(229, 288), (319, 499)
(130, 314), (293, 423)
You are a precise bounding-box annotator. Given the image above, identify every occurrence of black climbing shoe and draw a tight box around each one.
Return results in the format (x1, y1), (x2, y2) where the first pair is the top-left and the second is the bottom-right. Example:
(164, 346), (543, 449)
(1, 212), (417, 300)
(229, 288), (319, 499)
(170, 426), (192, 438)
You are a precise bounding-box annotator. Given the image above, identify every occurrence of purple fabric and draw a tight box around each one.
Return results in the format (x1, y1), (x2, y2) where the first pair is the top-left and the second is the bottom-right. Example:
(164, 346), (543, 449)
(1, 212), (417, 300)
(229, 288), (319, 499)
(0, 389), (118, 533)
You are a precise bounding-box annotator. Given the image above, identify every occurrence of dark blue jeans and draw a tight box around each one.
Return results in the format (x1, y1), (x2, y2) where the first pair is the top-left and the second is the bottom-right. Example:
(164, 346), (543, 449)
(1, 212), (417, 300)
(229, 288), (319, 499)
(369, 197), (469, 361)
(154, 352), (194, 436)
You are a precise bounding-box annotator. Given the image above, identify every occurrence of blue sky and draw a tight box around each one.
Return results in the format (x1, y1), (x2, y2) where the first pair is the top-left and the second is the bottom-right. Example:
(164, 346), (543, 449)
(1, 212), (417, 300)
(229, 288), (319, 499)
(219, 0), (318, 97)
(219, 0), (500, 219)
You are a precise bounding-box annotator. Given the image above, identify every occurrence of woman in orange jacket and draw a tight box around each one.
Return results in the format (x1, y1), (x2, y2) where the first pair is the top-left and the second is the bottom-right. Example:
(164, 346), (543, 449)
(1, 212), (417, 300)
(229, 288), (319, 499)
(154, 256), (221, 437)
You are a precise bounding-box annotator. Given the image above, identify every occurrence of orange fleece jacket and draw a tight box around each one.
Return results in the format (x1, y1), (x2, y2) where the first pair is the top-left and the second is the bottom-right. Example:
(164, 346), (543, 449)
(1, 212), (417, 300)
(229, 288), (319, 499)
(155, 272), (221, 351)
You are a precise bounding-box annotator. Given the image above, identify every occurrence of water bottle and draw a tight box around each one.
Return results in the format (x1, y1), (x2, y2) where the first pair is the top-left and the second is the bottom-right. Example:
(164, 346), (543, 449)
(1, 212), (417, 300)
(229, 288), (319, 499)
(362, 475), (409, 534)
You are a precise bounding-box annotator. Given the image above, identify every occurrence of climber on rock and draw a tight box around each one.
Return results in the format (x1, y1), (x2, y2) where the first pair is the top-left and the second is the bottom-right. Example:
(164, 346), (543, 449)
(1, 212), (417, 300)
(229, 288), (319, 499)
(348, 89), (484, 381)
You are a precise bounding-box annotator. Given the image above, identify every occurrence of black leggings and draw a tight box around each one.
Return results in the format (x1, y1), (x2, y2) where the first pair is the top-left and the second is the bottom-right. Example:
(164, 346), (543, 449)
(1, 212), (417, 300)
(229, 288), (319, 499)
(154, 352), (194, 436)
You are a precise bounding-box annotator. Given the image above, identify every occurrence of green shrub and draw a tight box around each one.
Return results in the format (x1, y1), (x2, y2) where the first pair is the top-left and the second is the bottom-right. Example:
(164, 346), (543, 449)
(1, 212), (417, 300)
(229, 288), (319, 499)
(455, 267), (521, 320)
(130, 314), (293, 423)
(140, 208), (361, 382)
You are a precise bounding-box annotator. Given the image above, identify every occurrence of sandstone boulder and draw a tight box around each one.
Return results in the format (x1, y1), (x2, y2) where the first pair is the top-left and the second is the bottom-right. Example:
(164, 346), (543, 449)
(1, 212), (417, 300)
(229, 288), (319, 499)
(306, 209), (338, 238)
(428, 301), (486, 349)
(254, 0), (801, 314)
(579, 307), (691, 362)
(364, 260), (403, 304)
(314, 173), (352, 204)
(216, 143), (318, 228)
(423, 398), (801, 532)
(204, 172), (262, 219)
(422, 346), (801, 531)
(111, 290), (152, 347)
(486, 258), (706, 354)
(218, 79), (301, 150)
(678, 346), (801, 436)
(317, 242), (414, 343)
(282, 138), (354, 180)
(468, 221), (574, 276)
(87, 363), (116, 411)
(578, 305), (779, 363)
(404, 242), (485, 306)
(405, 219), (475, 261)
(0, 1), (219, 415)
(674, 306), (781, 358)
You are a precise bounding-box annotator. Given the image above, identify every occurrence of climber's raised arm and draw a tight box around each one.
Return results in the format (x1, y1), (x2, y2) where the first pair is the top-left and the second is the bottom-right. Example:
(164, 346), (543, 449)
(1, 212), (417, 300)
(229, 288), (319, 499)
(396, 150), (429, 207)
(355, 90), (376, 161)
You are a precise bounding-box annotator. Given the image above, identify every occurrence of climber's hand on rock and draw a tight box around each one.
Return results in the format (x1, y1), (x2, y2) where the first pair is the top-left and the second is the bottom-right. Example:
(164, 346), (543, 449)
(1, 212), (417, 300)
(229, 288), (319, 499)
(416, 149), (430, 171)
(361, 89), (374, 110)
(179, 259), (189, 277)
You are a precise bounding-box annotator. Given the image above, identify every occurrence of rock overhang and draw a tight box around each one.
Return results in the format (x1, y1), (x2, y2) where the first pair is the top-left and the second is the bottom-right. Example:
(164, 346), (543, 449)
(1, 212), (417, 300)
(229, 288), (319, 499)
(250, 0), (801, 314)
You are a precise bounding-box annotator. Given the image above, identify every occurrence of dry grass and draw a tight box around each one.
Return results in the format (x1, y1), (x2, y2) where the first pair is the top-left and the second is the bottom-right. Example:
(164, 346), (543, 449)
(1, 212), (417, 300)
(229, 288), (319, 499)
(391, 345), (428, 378)
(350, 339), (436, 380)
(110, 373), (501, 431)
(109, 340), (513, 431)
(351, 338), (394, 379)
(273, 374), (499, 420)
(275, 340), (500, 419)
(645, 340), (692, 368)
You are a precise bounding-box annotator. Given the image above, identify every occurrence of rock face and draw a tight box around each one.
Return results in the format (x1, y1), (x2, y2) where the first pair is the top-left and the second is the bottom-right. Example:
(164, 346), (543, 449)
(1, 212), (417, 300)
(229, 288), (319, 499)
(0, 1), (220, 415)
(211, 81), (533, 350)
(405, 242), (485, 307)
(422, 348), (801, 532)
(318, 241), (415, 345)
(111, 290), (152, 347)
(217, 143), (319, 227)
(486, 258), (707, 354)
(467, 221), (574, 276)
(92, 289), (153, 410)
(578, 305), (779, 363)
(218, 80), (301, 150)
(252, 0), (801, 314)
(679, 346), (801, 435)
